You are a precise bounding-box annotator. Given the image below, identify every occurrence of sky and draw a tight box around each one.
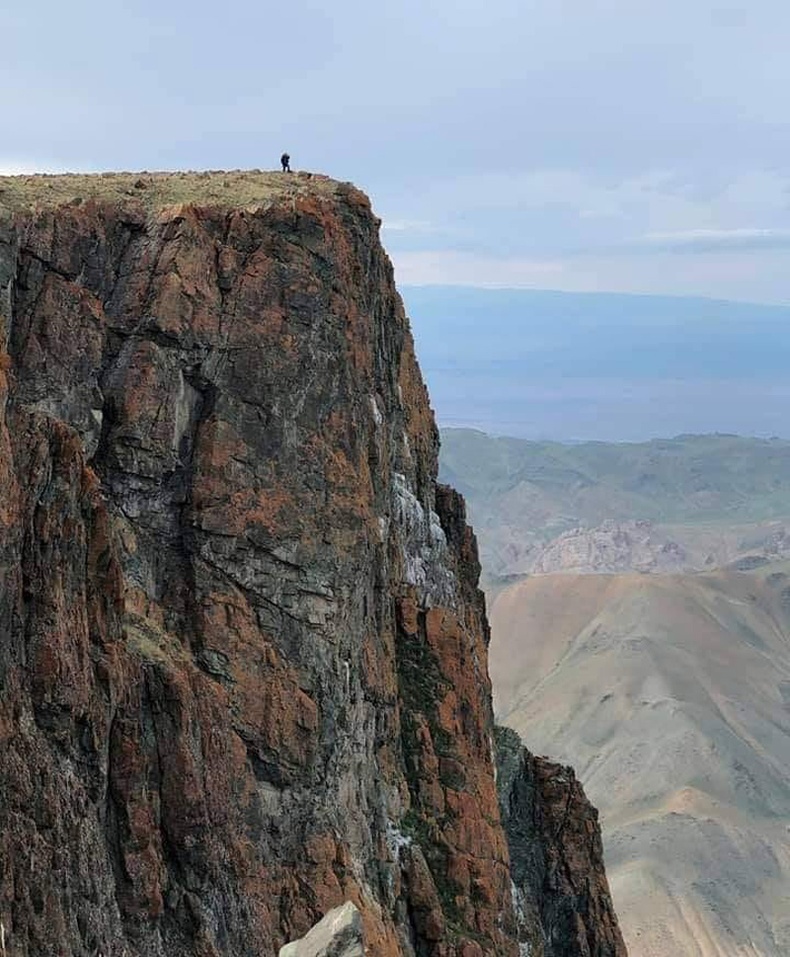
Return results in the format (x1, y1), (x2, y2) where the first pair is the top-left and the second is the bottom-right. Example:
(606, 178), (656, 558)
(4, 0), (790, 303)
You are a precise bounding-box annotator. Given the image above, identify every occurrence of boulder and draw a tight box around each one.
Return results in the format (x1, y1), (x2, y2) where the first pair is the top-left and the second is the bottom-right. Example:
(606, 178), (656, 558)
(279, 902), (364, 957)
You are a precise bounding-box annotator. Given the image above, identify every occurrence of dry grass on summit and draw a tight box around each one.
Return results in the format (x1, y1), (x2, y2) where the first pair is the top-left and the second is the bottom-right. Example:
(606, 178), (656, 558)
(0, 168), (347, 214)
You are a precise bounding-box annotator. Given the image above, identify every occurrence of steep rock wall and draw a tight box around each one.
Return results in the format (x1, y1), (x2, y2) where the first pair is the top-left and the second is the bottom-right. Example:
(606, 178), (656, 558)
(496, 728), (627, 957)
(0, 176), (515, 957)
(0, 172), (626, 957)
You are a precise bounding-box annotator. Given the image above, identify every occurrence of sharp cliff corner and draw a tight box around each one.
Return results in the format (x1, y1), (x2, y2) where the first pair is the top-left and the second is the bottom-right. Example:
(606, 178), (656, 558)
(0, 170), (626, 957)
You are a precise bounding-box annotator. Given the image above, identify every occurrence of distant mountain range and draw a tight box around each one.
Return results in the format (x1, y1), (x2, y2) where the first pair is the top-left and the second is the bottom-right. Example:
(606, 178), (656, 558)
(403, 287), (790, 440)
(439, 429), (790, 580)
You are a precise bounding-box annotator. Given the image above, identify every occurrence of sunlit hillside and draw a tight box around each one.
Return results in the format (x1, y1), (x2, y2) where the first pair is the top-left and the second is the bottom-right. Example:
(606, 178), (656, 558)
(490, 563), (790, 957)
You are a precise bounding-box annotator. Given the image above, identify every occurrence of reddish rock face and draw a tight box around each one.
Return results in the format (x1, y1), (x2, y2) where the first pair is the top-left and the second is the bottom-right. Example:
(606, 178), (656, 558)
(0, 174), (626, 957)
(0, 179), (519, 957)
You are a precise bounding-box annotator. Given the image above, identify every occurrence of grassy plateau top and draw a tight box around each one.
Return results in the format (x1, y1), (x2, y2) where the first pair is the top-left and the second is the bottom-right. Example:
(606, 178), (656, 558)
(0, 169), (353, 215)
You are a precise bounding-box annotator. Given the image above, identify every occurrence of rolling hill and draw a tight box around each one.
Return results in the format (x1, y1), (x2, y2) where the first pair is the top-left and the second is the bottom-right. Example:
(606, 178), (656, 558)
(489, 563), (790, 957)
(438, 430), (790, 581)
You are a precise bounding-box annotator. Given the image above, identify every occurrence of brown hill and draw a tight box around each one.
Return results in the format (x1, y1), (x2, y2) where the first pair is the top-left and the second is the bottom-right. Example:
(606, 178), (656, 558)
(490, 563), (790, 957)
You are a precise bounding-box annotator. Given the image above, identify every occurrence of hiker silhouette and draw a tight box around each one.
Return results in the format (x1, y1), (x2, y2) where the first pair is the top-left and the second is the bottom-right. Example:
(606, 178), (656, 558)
(281, 153), (291, 172)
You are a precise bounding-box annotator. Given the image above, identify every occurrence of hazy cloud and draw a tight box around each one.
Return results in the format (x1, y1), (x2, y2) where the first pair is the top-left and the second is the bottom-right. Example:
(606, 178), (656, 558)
(395, 246), (790, 303)
(385, 165), (790, 299)
(641, 228), (790, 252)
(380, 219), (437, 234)
(395, 251), (566, 286)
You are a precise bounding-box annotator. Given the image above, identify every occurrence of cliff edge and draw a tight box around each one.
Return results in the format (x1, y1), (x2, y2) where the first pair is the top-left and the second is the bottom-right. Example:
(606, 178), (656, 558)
(0, 171), (625, 957)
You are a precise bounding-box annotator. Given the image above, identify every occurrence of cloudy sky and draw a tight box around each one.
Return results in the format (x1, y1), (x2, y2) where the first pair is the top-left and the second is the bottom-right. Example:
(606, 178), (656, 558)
(4, 1), (789, 302)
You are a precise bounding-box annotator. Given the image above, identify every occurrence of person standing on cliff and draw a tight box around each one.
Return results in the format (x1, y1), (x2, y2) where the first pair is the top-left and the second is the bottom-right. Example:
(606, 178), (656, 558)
(281, 152), (291, 172)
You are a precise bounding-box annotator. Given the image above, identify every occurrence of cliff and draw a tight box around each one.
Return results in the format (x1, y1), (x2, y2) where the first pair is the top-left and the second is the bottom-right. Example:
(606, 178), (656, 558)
(495, 729), (626, 957)
(0, 170), (625, 957)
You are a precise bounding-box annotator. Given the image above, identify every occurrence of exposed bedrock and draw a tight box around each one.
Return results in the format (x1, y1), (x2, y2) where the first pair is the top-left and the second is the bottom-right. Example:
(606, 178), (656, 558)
(0, 173), (626, 957)
(496, 728), (627, 957)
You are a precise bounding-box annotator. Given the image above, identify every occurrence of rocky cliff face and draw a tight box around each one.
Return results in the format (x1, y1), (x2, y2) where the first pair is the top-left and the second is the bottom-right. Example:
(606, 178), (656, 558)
(0, 171), (625, 957)
(495, 729), (627, 957)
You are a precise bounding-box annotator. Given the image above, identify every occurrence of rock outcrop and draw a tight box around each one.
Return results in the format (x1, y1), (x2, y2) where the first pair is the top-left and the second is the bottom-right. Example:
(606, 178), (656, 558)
(279, 901), (364, 957)
(0, 171), (625, 957)
(496, 728), (627, 957)
(530, 521), (688, 576)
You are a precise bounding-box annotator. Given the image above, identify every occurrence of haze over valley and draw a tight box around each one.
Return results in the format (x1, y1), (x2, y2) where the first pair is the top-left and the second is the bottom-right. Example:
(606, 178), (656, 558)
(440, 430), (790, 583)
(405, 287), (790, 442)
